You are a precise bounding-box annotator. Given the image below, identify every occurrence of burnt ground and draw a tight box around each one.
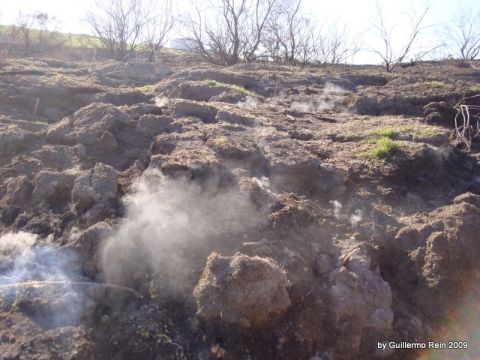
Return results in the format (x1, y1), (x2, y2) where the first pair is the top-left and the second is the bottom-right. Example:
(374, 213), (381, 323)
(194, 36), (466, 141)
(0, 55), (480, 360)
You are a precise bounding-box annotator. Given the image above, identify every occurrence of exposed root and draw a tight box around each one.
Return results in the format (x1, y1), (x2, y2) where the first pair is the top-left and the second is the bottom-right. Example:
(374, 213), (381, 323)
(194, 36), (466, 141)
(454, 94), (480, 150)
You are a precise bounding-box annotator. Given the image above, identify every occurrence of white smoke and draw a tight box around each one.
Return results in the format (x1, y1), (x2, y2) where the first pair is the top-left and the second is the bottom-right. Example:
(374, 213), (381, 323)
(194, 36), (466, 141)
(237, 95), (260, 108)
(290, 82), (346, 113)
(100, 170), (265, 296)
(329, 201), (364, 229)
(154, 95), (168, 107)
(0, 232), (37, 269)
(0, 232), (89, 328)
(330, 200), (343, 219)
(254, 176), (271, 189)
(350, 210), (363, 228)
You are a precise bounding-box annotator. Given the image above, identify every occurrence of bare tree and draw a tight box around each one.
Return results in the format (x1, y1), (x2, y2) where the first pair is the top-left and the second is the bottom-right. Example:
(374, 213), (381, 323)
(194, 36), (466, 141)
(262, 0), (304, 64)
(144, 0), (175, 61)
(310, 22), (362, 65)
(11, 12), (64, 56)
(87, 0), (148, 61)
(14, 12), (38, 55)
(262, 2), (361, 66)
(184, 0), (278, 65)
(446, 8), (480, 60)
(0, 12), (4, 55)
(371, 4), (433, 72)
(242, 0), (277, 61)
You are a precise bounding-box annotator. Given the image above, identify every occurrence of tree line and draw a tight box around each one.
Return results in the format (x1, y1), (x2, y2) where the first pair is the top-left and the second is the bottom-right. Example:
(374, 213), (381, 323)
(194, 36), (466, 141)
(1, 0), (480, 72)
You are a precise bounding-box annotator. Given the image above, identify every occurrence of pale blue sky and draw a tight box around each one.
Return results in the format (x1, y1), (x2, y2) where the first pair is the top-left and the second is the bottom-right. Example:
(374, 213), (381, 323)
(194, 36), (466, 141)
(1, 0), (479, 63)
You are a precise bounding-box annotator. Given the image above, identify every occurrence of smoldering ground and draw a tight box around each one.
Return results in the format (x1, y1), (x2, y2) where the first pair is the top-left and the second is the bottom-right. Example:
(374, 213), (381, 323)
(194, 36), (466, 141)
(100, 170), (267, 297)
(0, 232), (91, 329)
(289, 82), (348, 113)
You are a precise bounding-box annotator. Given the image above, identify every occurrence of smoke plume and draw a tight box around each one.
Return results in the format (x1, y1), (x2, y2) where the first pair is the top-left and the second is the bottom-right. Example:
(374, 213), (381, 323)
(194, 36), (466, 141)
(237, 95), (261, 108)
(350, 209), (363, 228)
(290, 82), (346, 113)
(100, 170), (265, 296)
(330, 200), (343, 219)
(0, 232), (88, 328)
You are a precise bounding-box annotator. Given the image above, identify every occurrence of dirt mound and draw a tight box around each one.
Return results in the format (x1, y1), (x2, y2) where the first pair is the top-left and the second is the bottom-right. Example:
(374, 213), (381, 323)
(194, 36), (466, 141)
(194, 252), (291, 328)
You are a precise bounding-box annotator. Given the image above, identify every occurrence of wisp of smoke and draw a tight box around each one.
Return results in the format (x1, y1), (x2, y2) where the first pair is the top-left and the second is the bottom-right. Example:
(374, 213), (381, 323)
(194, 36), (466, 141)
(290, 82), (345, 113)
(350, 210), (363, 228)
(290, 101), (316, 113)
(101, 170), (265, 296)
(330, 200), (343, 219)
(254, 176), (271, 189)
(237, 95), (260, 108)
(0, 232), (88, 328)
(154, 96), (168, 107)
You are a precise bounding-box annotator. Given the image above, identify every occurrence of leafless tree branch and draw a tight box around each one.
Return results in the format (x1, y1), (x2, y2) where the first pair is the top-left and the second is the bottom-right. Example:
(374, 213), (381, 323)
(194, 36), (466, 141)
(183, 0), (278, 65)
(371, 4), (432, 72)
(87, 0), (149, 61)
(446, 8), (480, 60)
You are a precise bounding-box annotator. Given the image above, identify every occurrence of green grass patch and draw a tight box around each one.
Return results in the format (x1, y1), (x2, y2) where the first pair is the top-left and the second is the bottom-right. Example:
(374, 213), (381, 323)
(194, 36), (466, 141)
(0, 25), (102, 48)
(427, 80), (446, 88)
(213, 136), (229, 146)
(368, 137), (398, 159)
(373, 127), (399, 139)
(136, 85), (156, 94)
(204, 79), (257, 97)
(398, 124), (444, 137)
(65, 33), (103, 48)
(470, 84), (480, 92)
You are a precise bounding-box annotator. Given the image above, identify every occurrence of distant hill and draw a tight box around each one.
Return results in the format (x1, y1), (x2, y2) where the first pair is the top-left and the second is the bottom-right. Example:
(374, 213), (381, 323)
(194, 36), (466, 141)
(0, 24), (102, 48)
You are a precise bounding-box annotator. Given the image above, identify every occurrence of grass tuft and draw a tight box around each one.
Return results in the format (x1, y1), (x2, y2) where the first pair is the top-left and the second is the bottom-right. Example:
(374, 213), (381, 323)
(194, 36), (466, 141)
(204, 79), (257, 97)
(368, 137), (398, 159)
(374, 127), (399, 139)
(470, 85), (480, 92)
(213, 136), (229, 146)
(427, 80), (446, 88)
(136, 85), (156, 94)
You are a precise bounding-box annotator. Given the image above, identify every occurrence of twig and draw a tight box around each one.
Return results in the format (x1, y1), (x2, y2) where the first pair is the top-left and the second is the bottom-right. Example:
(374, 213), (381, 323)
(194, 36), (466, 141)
(0, 280), (143, 298)
(33, 97), (40, 115)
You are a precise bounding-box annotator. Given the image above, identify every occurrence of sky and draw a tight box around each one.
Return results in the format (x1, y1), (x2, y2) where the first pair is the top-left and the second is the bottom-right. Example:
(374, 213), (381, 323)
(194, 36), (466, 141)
(0, 0), (479, 63)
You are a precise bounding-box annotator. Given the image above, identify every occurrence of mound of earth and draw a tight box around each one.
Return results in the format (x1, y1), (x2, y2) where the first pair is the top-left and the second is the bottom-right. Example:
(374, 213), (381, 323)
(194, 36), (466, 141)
(194, 252), (291, 328)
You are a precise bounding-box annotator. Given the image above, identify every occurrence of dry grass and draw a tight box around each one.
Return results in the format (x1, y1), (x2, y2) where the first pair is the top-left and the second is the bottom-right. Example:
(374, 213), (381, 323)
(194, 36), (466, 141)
(213, 136), (229, 146)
